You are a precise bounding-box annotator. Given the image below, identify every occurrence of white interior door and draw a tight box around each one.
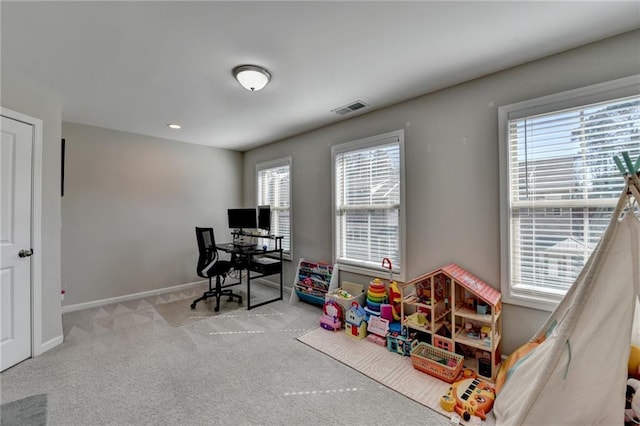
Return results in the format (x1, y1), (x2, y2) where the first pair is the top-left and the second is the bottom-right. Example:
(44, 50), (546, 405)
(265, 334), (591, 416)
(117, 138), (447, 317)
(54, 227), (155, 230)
(1, 116), (33, 371)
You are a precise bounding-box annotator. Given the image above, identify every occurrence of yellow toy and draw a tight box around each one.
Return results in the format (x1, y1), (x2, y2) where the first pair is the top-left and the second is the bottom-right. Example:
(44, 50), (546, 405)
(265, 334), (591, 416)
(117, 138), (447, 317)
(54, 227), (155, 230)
(389, 280), (401, 321)
(406, 312), (428, 327)
(441, 374), (495, 421)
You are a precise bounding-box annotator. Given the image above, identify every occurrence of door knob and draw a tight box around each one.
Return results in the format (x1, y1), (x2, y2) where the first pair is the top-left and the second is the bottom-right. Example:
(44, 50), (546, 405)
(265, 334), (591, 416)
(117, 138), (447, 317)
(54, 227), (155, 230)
(18, 249), (33, 258)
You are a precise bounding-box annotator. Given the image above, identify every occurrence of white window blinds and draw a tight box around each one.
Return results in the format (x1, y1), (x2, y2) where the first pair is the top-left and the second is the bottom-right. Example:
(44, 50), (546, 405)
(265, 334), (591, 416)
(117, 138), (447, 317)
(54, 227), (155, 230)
(257, 158), (291, 255)
(333, 131), (404, 276)
(502, 86), (639, 307)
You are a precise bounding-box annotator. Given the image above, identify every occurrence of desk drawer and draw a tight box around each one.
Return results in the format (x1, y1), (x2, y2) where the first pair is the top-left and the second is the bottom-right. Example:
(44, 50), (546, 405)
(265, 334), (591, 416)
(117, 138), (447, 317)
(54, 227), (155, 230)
(249, 258), (281, 276)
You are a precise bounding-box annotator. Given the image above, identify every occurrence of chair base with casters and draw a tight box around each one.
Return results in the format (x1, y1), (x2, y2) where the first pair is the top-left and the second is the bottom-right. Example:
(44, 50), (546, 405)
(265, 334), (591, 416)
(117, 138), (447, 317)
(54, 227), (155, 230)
(191, 263), (243, 312)
(190, 279), (243, 312)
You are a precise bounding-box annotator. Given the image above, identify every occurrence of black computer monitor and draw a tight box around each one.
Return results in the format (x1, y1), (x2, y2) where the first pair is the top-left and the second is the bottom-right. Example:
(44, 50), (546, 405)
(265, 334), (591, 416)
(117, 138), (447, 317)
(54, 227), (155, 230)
(227, 208), (257, 232)
(257, 205), (271, 232)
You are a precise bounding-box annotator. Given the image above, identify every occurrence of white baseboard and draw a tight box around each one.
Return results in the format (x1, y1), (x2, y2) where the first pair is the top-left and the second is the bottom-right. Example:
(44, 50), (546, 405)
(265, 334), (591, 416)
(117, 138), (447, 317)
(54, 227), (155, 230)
(35, 334), (64, 356)
(61, 280), (207, 314)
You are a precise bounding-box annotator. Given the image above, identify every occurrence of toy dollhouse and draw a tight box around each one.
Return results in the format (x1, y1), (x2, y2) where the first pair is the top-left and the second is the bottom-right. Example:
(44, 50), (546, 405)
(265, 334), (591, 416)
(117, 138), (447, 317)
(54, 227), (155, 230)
(400, 263), (502, 380)
(344, 301), (367, 339)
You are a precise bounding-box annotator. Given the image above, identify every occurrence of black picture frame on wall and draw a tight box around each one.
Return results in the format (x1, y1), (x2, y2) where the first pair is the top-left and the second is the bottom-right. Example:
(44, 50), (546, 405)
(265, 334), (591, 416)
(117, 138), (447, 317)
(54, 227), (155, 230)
(61, 138), (65, 197)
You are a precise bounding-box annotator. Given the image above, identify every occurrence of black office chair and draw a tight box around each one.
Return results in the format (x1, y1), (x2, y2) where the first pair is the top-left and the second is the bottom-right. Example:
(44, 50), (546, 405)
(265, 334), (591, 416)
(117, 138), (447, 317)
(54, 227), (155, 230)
(191, 227), (243, 312)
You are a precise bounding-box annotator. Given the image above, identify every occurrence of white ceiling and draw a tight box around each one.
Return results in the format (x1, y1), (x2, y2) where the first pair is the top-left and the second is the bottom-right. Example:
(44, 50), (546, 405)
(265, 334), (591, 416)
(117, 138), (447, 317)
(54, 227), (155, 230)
(2, 1), (639, 151)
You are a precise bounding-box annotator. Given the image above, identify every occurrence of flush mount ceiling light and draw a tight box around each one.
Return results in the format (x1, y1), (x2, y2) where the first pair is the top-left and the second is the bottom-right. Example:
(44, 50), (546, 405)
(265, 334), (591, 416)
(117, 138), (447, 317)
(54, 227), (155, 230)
(233, 65), (271, 92)
(167, 123), (181, 129)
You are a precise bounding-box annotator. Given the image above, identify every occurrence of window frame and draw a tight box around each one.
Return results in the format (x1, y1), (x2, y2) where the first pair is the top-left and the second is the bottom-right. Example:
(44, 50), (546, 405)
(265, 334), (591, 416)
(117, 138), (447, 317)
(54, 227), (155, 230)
(331, 129), (406, 282)
(498, 75), (640, 311)
(256, 157), (292, 260)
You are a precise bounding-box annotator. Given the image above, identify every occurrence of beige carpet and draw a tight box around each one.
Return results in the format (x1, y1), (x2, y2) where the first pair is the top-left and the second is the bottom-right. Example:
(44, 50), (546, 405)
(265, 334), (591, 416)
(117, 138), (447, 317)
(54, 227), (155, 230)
(154, 297), (243, 327)
(297, 328), (496, 425)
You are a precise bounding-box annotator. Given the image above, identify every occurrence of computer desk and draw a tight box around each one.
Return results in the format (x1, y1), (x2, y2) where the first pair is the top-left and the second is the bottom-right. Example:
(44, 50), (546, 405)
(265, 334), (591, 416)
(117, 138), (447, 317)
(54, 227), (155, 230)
(216, 235), (283, 310)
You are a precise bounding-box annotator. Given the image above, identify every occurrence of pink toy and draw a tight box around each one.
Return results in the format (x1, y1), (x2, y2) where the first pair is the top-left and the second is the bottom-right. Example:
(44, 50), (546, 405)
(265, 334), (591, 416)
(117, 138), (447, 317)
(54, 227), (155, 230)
(366, 315), (390, 346)
(380, 304), (394, 322)
(320, 300), (342, 331)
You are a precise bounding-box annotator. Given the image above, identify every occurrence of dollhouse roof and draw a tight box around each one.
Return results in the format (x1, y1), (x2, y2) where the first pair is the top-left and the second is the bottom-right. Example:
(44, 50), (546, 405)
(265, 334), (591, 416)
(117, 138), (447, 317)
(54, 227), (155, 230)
(345, 303), (366, 324)
(430, 263), (501, 306)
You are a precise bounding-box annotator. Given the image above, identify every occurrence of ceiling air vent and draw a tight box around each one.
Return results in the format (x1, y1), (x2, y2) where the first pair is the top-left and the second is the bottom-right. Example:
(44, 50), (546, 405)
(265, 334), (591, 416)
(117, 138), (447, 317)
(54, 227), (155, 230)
(331, 100), (369, 116)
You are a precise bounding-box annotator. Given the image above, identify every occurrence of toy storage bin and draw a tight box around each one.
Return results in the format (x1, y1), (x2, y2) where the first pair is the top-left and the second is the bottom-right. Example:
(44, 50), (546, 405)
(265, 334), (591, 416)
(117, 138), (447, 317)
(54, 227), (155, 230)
(325, 281), (365, 311)
(410, 342), (464, 383)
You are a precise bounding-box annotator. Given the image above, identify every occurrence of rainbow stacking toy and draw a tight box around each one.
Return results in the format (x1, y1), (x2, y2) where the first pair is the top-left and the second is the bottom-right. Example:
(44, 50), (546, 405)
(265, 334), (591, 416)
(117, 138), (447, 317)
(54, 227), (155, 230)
(365, 278), (388, 315)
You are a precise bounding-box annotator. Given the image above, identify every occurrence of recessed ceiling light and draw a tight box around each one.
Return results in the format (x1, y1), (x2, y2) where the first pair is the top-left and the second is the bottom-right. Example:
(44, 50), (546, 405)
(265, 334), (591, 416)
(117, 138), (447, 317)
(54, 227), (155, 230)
(167, 123), (181, 129)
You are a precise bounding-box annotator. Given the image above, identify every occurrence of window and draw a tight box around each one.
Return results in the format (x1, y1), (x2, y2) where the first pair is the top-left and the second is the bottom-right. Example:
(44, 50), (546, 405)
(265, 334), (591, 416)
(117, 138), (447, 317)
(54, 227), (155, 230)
(499, 76), (640, 310)
(332, 130), (405, 281)
(256, 157), (291, 259)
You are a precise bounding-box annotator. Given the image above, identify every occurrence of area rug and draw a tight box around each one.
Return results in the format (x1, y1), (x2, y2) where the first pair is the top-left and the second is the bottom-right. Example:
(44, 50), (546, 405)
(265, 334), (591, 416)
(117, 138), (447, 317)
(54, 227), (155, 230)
(154, 297), (244, 327)
(0, 394), (47, 426)
(297, 328), (496, 425)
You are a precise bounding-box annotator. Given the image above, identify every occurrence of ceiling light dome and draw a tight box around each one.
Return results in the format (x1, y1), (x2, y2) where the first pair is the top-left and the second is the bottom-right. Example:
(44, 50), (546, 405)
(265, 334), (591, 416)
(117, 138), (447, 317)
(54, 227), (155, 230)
(233, 65), (271, 92)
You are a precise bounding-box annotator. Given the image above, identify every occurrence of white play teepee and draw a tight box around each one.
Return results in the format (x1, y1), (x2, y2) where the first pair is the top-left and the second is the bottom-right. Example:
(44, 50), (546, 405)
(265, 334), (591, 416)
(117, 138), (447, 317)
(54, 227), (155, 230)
(494, 153), (640, 425)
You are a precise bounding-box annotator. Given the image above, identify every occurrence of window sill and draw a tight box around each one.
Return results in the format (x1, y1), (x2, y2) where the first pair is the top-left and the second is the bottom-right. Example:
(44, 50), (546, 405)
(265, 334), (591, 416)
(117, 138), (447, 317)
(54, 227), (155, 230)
(501, 289), (561, 312)
(337, 262), (405, 283)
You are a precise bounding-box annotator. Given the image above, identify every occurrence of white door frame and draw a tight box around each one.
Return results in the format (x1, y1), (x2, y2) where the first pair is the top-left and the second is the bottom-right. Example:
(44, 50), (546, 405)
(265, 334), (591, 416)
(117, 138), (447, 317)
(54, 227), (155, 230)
(1, 107), (43, 357)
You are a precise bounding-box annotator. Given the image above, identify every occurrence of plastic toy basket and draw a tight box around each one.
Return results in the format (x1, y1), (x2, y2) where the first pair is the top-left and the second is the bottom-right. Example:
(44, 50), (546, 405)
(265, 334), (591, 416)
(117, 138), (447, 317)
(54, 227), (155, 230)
(410, 342), (464, 383)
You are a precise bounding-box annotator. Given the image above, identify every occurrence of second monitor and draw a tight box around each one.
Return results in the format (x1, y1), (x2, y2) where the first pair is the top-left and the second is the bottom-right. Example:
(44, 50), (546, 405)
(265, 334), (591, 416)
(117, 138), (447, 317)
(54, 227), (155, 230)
(257, 205), (271, 233)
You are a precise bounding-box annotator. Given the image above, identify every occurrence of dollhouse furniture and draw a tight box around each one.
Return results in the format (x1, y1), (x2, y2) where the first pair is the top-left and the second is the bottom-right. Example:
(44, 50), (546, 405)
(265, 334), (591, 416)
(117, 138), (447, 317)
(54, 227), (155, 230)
(400, 263), (502, 380)
(345, 301), (367, 339)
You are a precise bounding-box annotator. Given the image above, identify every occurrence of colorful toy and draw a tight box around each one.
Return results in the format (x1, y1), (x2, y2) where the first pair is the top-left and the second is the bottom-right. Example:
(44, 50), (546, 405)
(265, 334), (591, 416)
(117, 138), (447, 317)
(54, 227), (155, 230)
(366, 315), (389, 346)
(379, 304), (394, 322)
(379, 258), (401, 321)
(441, 376), (496, 421)
(365, 278), (387, 315)
(388, 280), (401, 321)
(336, 289), (353, 299)
(320, 299), (343, 331)
(344, 301), (367, 339)
(386, 331), (414, 356)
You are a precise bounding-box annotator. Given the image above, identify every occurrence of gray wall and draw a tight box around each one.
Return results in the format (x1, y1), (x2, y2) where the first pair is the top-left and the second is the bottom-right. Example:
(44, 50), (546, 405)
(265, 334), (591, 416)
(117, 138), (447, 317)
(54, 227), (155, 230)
(61, 123), (243, 306)
(243, 30), (640, 355)
(1, 69), (64, 347)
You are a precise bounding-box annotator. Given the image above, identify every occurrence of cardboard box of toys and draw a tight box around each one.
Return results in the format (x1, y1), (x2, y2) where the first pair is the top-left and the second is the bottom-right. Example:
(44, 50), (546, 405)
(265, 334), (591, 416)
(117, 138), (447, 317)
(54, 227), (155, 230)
(325, 281), (366, 312)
